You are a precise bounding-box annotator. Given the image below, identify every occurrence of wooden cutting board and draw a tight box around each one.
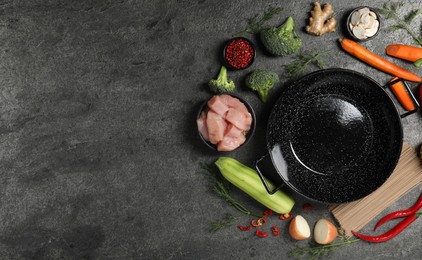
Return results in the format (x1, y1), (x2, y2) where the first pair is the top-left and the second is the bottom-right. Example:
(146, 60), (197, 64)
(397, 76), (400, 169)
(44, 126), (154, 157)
(329, 143), (422, 237)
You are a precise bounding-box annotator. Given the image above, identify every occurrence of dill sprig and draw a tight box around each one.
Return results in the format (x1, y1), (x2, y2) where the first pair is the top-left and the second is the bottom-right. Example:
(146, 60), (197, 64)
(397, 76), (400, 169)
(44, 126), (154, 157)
(287, 239), (360, 259)
(375, 3), (422, 46)
(284, 50), (330, 80)
(201, 163), (263, 218)
(209, 215), (241, 232)
(233, 6), (283, 36)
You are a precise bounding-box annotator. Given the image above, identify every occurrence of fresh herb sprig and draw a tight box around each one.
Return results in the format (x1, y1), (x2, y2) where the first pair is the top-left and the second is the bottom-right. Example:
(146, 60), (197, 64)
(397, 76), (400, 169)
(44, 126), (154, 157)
(233, 6), (283, 36)
(202, 164), (263, 218)
(287, 239), (360, 260)
(209, 215), (241, 232)
(376, 3), (422, 46)
(284, 50), (330, 80)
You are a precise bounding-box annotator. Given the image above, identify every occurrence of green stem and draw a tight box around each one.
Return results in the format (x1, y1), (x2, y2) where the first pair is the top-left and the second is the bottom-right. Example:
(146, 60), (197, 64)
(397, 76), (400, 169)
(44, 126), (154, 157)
(315, 239), (360, 249)
(414, 58), (422, 67)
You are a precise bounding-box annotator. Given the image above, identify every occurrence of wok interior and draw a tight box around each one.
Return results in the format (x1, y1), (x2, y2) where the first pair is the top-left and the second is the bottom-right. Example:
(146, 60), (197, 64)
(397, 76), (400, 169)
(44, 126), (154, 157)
(267, 69), (403, 204)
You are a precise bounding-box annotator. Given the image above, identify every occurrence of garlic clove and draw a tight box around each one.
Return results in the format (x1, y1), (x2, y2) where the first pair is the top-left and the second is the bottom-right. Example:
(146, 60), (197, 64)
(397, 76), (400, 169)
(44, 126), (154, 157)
(361, 13), (372, 25)
(366, 21), (379, 37)
(358, 7), (370, 16)
(369, 11), (377, 19)
(351, 11), (361, 25)
(353, 26), (366, 39)
(363, 15), (376, 29)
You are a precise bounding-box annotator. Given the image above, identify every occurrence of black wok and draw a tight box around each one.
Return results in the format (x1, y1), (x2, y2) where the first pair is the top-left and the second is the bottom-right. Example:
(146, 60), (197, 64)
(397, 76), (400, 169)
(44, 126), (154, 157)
(256, 69), (419, 204)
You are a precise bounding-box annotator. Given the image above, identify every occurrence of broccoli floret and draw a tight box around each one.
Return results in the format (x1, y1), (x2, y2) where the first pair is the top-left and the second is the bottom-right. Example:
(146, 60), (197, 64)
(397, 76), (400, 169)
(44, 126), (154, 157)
(208, 66), (235, 93)
(245, 69), (279, 103)
(260, 16), (302, 56)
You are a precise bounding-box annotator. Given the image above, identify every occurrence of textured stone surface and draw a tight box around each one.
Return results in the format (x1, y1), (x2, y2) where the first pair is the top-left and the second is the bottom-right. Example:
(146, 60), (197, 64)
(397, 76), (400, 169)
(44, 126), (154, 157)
(0, 0), (421, 259)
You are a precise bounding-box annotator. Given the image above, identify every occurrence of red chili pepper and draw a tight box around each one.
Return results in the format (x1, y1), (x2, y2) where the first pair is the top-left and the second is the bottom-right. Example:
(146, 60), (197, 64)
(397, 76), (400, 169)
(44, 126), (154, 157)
(251, 217), (267, 227)
(303, 203), (313, 211)
(263, 209), (273, 216)
(352, 212), (421, 243)
(237, 225), (252, 231)
(255, 230), (269, 238)
(271, 226), (281, 237)
(279, 212), (291, 220)
(374, 193), (422, 231)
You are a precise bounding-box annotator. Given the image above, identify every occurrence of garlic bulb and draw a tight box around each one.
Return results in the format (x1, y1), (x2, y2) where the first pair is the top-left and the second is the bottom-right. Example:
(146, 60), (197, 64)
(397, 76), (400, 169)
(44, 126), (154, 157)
(349, 8), (379, 40)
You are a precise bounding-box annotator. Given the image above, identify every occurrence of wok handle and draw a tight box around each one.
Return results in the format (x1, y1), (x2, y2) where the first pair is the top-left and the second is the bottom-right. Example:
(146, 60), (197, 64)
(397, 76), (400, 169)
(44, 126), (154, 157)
(254, 154), (283, 195)
(383, 78), (420, 118)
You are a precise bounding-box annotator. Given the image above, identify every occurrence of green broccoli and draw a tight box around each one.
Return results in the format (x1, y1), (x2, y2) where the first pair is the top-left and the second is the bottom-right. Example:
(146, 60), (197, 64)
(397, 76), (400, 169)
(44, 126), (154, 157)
(245, 69), (279, 103)
(208, 66), (235, 93)
(260, 16), (302, 56)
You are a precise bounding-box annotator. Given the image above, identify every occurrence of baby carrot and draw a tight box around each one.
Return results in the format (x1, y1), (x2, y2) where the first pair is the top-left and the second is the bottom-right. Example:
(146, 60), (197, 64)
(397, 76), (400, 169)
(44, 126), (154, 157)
(389, 77), (416, 111)
(339, 38), (422, 82)
(386, 44), (422, 63)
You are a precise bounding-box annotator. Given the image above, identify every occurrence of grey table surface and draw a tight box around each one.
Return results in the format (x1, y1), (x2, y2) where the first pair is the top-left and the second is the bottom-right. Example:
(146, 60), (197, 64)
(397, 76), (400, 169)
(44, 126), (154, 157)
(1, 0), (422, 259)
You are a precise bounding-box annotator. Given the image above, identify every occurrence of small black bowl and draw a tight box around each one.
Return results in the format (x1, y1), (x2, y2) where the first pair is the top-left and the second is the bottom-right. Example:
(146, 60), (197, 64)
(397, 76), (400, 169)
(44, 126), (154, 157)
(197, 93), (256, 152)
(222, 37), (256, 70)
(346, 6), (381, 42)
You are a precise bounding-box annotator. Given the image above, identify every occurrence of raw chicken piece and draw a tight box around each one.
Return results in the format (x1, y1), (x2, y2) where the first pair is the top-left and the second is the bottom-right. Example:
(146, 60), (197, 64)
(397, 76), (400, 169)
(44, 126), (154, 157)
(224, 123), (244, 138)
(219, 94), (249, 114)
(244, 111), (253, 129)
(206, 110), (227, 144)
(225, 108), (252, 131)
(197, 111), (209, 141)
(217, 135), (247, 152)
(207, 95), (229, 116)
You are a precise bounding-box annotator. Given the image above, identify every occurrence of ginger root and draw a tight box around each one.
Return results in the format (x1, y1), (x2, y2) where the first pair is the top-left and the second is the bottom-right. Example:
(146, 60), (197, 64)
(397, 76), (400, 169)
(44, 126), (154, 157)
(305, 2), (337, 36)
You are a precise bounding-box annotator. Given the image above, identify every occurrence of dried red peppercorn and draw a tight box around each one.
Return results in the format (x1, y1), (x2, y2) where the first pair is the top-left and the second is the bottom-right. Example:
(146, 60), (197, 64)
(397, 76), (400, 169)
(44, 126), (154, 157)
(224, 37), (255, 70)
(255, 230), (269, 238)
(263, 209), (273, 216)
(271, 226), (281, 236)
(237, 225), (252, 231)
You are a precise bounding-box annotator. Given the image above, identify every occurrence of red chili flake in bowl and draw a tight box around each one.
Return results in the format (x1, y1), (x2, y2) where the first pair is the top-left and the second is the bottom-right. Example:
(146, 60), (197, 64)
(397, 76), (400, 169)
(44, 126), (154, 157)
(224, 37), (255, 70)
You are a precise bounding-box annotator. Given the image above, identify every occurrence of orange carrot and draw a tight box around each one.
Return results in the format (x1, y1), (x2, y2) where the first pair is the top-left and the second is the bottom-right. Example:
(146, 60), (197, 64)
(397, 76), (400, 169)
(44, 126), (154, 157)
(386, 44), (422, 63)
(339, 38), (422, 82)
(389, 77), (416, 111)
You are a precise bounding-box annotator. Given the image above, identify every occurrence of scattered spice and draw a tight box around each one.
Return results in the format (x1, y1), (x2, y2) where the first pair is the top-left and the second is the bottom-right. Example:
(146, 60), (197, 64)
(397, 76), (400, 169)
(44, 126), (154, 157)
(280, 212), (291, 220)
(303, 203), (313, 211)
(237, 225), (252, 231)
(251, 217), (267, 227)
(224, 37), (255, 70)
(352, 212), (421, 243)
(271, 226), (281, 236)
(255, 230), (269, 238)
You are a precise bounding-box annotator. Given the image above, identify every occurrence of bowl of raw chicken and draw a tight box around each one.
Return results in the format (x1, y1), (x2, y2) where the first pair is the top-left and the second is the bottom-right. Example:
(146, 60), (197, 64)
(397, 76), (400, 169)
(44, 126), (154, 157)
(196, 94), (256, 152)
